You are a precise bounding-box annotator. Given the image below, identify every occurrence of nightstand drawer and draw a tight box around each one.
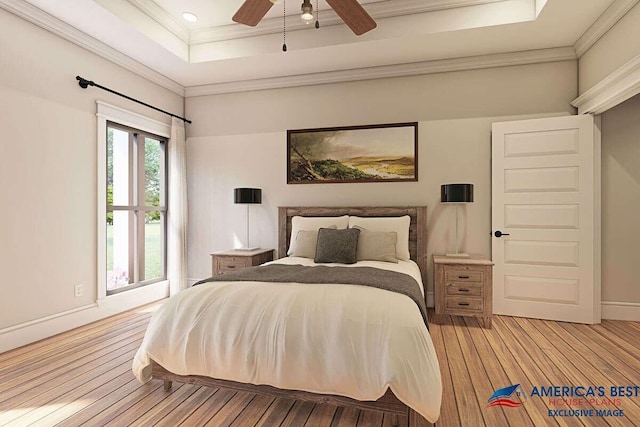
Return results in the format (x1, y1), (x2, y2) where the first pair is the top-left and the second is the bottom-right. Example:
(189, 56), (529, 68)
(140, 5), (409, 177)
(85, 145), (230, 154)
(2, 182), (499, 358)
(446, 297), (483, 313)
(446, 283), (483, 297)
(445, 268), (483, 283)
(216, 257), (251, 273)
(211, 249), (275, 276)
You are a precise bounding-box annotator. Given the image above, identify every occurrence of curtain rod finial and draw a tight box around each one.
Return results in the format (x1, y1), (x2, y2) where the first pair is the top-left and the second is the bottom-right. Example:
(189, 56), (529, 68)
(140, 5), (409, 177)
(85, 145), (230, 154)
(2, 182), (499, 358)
(76, 75), (92, 89)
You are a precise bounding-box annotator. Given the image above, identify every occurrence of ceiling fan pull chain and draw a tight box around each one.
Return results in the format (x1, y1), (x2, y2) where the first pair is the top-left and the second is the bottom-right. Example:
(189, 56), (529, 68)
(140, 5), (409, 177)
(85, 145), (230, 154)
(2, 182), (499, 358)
(315, 0), (320, 28)
(282, 0), (287, 52)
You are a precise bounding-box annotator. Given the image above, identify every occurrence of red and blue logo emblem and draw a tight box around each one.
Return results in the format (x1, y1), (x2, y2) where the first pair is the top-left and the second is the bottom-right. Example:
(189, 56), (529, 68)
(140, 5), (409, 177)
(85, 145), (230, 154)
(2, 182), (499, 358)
(487, 384), (528, 408)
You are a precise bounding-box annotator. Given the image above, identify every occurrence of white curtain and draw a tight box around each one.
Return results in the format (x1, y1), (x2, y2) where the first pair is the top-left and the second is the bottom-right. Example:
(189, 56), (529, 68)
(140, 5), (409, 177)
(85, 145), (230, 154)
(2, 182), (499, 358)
(168, 117), (188, 296)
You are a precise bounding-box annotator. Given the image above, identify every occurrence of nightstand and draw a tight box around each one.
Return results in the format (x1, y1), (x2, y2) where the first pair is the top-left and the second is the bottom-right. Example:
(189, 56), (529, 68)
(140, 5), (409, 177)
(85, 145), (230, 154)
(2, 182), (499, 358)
(211, 249), (274, 276)
(433, 255), (494, 328)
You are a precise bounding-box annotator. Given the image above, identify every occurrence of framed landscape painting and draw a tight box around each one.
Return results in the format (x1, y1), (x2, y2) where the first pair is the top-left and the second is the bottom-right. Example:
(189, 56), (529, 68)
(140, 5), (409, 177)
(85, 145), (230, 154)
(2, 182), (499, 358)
(287, 122), (418, 184)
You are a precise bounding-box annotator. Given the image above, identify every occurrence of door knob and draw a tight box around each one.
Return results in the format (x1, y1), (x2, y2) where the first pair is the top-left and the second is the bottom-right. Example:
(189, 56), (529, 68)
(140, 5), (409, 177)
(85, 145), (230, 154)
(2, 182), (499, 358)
(494, 230), (510, 238)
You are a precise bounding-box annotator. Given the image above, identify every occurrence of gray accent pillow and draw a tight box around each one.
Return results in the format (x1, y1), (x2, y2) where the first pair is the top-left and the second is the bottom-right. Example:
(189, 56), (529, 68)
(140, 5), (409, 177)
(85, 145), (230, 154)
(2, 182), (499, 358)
(290, 225), (337, 258)
(314, 227), (361, 264)
(354, 226), (398, 263)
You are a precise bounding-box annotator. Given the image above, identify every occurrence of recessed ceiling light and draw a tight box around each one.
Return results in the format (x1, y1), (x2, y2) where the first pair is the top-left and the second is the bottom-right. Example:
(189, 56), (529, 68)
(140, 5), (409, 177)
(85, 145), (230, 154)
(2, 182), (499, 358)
(182, 12), (198, 23)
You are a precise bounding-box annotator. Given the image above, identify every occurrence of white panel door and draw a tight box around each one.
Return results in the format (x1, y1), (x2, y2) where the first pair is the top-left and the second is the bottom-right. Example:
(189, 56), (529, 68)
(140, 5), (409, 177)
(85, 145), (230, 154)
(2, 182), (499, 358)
(492, 115), (601, 324)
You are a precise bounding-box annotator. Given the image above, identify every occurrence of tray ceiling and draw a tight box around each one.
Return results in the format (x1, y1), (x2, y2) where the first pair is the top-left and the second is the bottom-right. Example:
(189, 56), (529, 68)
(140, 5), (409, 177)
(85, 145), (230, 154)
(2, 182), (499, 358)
(8, 0), (625, 93)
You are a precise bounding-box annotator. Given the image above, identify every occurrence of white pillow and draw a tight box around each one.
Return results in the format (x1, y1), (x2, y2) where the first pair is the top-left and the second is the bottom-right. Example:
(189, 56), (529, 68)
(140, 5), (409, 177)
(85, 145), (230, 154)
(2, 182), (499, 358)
(353, 226), (398, 263)
(348, 215), (411, 260)
(290, 226), (336, 258)
(287, 215), (349, 256)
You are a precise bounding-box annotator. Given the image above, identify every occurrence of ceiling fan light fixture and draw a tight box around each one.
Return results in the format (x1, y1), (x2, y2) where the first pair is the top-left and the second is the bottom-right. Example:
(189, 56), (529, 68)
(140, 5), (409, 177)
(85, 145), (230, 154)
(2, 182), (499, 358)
(233, 0), (376, 36)
(301, 0), (314, 23)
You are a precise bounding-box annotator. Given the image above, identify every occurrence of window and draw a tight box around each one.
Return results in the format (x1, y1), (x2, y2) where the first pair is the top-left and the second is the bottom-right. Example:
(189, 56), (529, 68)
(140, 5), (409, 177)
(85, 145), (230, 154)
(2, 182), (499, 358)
(106, 122), (167, 294)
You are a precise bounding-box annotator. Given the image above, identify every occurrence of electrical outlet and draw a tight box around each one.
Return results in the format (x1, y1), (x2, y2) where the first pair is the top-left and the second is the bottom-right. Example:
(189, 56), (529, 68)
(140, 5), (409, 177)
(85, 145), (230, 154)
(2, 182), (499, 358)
(75, 284), (83, 297)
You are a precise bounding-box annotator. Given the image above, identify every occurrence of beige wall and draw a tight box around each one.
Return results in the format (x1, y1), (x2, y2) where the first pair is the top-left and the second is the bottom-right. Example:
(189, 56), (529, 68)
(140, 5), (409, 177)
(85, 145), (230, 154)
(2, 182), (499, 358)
(600, 94), (640, 303)
(579, 3), (640, 94)
(188, 62), (577, 137)
(578, 4), (640, 307)
(0, 8), (183, 329)
(0, 0), (636, 337)
(2, 0), (634, 332)
(185, 61), (577, 298)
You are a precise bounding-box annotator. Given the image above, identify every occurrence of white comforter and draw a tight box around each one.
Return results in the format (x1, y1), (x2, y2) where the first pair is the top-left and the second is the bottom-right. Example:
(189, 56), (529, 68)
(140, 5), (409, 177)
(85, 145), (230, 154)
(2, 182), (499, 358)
(132, 257), (442, 422)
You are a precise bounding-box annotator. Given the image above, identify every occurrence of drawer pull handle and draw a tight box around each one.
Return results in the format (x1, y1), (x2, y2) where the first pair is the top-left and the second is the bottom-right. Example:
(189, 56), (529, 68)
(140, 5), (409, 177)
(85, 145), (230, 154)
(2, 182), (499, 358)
(458, 275), (470, 279)
(228, 265), (236, 269)
(458, 302), (470, 306)
(459, 288), (470, 292)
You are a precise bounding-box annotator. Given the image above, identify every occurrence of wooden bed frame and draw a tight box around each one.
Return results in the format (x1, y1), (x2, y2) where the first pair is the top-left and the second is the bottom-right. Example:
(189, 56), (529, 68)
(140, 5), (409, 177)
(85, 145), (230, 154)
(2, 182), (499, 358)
(151, 206), (433, 427)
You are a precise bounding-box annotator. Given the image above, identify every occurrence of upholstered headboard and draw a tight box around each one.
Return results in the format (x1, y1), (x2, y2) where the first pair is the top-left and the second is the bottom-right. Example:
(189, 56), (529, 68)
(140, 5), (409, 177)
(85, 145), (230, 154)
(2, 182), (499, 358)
(277, 206), (428, 284)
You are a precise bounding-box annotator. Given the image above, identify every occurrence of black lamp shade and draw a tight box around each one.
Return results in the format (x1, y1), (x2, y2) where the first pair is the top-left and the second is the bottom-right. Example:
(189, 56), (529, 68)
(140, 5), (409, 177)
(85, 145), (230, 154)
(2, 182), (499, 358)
(441, 183), (474, 203)
(234, 188), (262, 204)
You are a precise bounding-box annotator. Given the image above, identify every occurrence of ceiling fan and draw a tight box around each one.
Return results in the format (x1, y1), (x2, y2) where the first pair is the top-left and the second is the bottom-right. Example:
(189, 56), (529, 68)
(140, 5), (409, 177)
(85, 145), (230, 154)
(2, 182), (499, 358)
(233, 0), (377, 36)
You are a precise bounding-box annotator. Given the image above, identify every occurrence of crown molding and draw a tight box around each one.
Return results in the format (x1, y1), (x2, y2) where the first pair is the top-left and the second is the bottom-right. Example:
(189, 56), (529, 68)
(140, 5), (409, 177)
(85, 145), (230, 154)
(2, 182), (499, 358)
(191, 0), (505, 44)
(573, 0), (639, 58)
(0, 0), (185, 96)
(185, 47), (576, 97)
(127, 0), (190, 44)
(372, 0), (506, 19)
(572, 52), (640, 114)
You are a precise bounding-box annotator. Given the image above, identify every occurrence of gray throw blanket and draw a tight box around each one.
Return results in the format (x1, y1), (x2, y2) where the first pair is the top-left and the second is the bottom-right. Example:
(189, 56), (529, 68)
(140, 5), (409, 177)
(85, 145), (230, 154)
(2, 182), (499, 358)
(195, 264), (428, 329)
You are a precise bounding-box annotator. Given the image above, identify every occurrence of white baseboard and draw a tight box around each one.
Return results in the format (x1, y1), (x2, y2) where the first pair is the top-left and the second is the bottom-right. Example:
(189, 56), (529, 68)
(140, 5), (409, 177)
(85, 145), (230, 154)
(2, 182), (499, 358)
(0, 281), (169, 354)
(601, 300), (640, 321)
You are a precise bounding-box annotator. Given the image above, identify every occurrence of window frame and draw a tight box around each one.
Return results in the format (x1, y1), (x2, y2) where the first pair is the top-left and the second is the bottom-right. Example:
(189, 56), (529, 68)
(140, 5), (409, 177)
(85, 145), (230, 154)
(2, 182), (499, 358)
(106, 121), (168, 295)
(97, 101), (171, 303)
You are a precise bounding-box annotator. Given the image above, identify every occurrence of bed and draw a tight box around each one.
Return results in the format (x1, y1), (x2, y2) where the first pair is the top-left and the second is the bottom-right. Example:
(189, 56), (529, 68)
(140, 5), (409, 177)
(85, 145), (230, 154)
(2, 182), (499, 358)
(132, 206), (441, 426)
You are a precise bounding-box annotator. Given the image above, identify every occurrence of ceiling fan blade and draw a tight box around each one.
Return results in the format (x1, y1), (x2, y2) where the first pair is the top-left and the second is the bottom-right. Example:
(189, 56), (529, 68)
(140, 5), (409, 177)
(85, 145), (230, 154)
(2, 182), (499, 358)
(325, 0), (376, 35)
(232, 0), (274, 27)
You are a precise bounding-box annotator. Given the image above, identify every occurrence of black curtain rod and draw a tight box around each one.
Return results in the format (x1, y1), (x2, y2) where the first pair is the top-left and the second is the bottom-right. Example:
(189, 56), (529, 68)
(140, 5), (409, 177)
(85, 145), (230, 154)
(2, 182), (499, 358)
(76, 76), (192, 124)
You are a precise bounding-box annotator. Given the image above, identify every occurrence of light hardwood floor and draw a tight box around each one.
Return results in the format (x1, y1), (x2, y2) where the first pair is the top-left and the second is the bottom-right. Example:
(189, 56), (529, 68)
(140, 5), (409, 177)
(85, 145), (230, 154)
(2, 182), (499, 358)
(1, 302), (639, 426)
